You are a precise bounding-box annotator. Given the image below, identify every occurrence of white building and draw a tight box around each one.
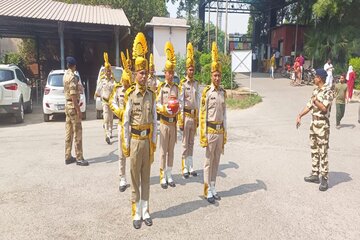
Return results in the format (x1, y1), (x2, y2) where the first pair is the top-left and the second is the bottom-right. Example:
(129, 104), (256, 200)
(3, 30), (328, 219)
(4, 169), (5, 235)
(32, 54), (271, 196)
(145, 17), (189, 73)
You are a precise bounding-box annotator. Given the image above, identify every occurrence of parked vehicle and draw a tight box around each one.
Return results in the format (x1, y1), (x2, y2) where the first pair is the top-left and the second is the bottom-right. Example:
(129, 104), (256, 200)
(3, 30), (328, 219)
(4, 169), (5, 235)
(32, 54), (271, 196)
(0, 64), (32, 123)
(42, 70), (86, 122)
(155, 71), (180, 86)
(303, 67), (316, 85)
(95, 66), (123, 119)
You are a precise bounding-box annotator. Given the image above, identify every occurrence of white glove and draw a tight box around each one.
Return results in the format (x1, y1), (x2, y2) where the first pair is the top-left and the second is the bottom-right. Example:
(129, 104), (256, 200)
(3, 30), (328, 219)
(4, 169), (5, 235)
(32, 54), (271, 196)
(166, 107), (173, 115)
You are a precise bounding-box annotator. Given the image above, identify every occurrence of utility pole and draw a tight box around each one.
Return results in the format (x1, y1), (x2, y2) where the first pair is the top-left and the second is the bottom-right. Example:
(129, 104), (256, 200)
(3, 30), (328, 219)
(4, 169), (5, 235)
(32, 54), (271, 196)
(215, 0), (219, 45)
(208, 2), (211, 51)
(224, 0), (229, 54)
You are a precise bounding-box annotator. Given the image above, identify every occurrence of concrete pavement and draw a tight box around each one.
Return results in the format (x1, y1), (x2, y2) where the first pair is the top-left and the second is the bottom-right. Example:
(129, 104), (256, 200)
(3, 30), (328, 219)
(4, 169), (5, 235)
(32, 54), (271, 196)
(0, 74), (359, 239)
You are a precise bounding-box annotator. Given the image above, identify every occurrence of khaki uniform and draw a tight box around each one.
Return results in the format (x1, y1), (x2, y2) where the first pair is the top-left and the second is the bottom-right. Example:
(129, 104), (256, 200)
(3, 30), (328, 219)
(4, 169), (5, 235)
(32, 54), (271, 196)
(156, 81), (179, 182)
(109, 83), (127, 178)
(147, 75), (157, 92)
(200, 84), (227, 198)
(178, 77), (200, 174)
(63, 69), (83, 160)
(122, 85), (157, 220)
(306, 86), (333, 179)
(96, 76), (114, 138)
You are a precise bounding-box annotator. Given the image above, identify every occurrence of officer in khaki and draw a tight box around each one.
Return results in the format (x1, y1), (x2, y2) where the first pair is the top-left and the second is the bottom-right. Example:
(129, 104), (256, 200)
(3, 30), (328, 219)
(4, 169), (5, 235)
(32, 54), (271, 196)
(147, 53), (157, 92)
(95, 52), (114, 144)
(178, 42), (200, 178)
(122, 32), (157, 229)
(109, 51), (132, 192)
(63, 56), (88, 166)
(200, 42), (227, 204)
(156, 41), (179, 189)
(296, 69), (334, 191)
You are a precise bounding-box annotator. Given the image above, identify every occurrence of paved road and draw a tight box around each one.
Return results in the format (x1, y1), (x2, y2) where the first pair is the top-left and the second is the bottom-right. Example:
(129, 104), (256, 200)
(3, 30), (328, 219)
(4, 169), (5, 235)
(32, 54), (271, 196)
(1, 74), (359, 239)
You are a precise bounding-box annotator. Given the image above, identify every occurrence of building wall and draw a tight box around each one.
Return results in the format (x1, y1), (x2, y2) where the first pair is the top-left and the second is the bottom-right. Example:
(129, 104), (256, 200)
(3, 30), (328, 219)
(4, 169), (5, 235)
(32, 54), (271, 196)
(153, 26), (187, 73)
(271, 25), (306, 56)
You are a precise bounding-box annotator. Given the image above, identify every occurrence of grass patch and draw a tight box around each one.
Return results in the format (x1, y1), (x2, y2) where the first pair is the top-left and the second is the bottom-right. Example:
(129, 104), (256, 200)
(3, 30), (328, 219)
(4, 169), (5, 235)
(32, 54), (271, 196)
(226, 94), (262, 109)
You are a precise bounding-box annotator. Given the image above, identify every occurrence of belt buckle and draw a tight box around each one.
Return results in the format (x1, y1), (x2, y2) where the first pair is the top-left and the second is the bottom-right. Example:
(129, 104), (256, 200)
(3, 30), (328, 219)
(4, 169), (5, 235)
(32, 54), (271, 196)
(169, 118), (174, 123)
(216, 124), (221, 130)
(140, 130), (147, 137)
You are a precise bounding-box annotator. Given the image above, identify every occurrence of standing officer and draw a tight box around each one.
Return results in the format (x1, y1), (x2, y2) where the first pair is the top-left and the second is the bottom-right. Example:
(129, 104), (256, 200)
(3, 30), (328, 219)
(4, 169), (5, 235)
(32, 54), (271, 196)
(63, 56), (88, 166)
(95, 52), (114, 144)
(296, 69), (334, 191)
(199, 42), (227, 204)
(109, 51), (132, 192)
(147, 53), (157, 92)
(156, 41), (179, 189)
(122, 32), (157, 229)
(178, 42), (200, 178)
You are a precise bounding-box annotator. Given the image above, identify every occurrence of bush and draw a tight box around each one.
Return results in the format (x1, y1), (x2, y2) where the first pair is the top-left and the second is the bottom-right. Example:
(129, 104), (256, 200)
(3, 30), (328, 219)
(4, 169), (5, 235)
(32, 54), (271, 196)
(349, 57), (360, 90)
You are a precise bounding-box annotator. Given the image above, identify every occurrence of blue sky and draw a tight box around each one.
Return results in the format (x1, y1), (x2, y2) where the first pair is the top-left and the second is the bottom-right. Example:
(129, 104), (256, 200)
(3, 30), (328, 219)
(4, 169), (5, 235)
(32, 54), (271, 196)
(166, 1), (250, 34)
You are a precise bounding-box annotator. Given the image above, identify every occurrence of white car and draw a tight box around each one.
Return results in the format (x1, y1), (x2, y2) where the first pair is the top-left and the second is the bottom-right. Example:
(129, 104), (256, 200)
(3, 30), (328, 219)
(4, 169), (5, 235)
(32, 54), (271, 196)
(95, 66), (123, 119)
(43, 70), (86, 122)
(0, 64), (32, 123)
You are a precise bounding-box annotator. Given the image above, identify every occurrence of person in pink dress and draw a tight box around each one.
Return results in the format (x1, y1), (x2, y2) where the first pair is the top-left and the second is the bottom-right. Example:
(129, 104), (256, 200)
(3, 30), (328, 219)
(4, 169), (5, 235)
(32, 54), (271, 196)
(346, 66), (356, 101)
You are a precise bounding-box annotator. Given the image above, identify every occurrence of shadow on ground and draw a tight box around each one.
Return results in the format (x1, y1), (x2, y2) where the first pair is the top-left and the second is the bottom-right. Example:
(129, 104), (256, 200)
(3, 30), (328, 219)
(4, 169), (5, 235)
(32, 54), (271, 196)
(151, 179), (266, 219)
(329, 172), (352, 188)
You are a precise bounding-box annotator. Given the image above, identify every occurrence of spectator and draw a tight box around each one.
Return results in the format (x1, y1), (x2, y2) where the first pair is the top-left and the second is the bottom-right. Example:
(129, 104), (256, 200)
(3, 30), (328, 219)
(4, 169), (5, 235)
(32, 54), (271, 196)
(275, 49), (280, 68)
(334, 75), (348, 128)
(293, 57), (301, 85)
(346, 65), (356, 101)
(324, 59), (334, 86)
(270, 53), (276, 79)
(299, 54), (305, 80)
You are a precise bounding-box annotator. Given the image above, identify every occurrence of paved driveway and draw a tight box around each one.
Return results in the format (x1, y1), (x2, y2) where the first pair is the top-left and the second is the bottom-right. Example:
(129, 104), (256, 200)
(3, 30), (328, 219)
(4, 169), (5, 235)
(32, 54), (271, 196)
(1, 74), (359, 239)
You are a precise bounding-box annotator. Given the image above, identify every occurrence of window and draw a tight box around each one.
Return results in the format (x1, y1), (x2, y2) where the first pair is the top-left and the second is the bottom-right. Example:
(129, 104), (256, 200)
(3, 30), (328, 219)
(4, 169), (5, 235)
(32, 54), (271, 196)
(0, 69), (15, 82)
(15, 69), (27, 83)
(48, 74), (64, 87)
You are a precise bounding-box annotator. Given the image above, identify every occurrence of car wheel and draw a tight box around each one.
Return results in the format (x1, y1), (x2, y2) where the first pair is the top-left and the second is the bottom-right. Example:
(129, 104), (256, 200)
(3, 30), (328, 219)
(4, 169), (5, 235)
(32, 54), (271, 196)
(82, 111), (86, 120)
(25, 98), (33, 113)
(15, 100), (24, 124)
(44, 114), (50, 122)
(96, 110), (102, 119)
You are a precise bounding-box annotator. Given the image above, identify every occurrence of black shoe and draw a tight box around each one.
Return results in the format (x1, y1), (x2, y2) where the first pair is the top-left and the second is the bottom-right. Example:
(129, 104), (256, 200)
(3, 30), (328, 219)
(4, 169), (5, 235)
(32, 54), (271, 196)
(105, 137), (110, 144)
(144, 217), (153, 226)
(319, 177), (329, 191)
(133, 220), (142, 229)
(76, 159), (89, 166)
(65, 156), (76, 165)
(304, 175), (320, 183)
(207, 197), (215, 204)
(161, 183), (168, 189)
(168, 181), (176, 187)
(190, 171), (198, 177)
(213, 193), (221, 201)
(183, 172), (190, 179)
(119, 185), (127, 192)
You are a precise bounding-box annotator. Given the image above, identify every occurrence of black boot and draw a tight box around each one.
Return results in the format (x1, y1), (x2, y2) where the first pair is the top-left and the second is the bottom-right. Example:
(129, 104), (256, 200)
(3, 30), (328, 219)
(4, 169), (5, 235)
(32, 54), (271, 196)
(319, 176), (329, 191)
(76, 159), (89, 166)
(133, 220), (142, 229)
(144, 217), (153, 226)
(65, 156), (76, 165)
(304, 175), (320, 183)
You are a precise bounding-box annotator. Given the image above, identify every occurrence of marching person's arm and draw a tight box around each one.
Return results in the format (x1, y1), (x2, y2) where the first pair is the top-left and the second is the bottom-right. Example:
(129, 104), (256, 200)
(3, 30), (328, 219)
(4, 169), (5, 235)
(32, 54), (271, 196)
(223, 90), (227, 145)
(69, 76), (82, 120)
(122, 97), (132, 157)
(109, 85), (122, 119)
(178, 81), (185, 130)
(199, 87), (209, 147)
(151, 99), (157, 151)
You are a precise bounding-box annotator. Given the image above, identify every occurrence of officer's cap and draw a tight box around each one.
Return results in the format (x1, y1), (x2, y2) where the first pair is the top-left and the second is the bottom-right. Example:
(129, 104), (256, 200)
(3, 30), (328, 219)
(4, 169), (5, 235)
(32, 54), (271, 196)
(66, 56), (77, 65)
(315, 68), (327, 79)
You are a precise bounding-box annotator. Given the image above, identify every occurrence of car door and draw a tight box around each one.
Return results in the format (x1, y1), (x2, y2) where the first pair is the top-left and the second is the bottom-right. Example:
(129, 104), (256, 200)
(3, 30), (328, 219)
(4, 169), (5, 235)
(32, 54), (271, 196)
(15, 68), (30, 102)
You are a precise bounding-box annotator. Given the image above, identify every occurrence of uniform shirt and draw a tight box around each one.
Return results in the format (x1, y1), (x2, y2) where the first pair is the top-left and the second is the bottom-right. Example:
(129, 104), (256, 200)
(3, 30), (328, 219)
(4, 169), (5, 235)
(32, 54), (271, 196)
(206, 84), (226, 124)
(306, 86), (334, 118)
(156, 81), (179, 117)
(96, 76), (114, 103)
(147, 75), (157, 92)
(123, 86), (157, 147)
(179, 77), (200, 111)
(324, 63), (333, 77)
(335, 82), (347, 104)
(63, 69), (79, 109)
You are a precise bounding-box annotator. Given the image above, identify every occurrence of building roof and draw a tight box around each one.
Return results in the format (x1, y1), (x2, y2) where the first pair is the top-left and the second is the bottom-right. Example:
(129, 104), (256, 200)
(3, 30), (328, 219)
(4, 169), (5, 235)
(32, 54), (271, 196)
(145, 17), (190, 29)
(0, 0), (130, 26)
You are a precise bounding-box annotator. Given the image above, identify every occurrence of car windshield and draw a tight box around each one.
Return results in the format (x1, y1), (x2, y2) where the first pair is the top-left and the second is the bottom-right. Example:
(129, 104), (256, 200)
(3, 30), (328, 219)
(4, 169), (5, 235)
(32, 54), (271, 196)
(48, 74), (64, 87)
(0, 69), (15, 82)
(113, 69), (123, 83)
(156, 75), (180, 84)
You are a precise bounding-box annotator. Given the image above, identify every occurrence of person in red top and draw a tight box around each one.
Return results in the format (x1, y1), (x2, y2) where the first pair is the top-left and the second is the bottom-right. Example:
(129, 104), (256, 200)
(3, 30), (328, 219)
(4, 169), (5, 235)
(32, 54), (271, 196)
(299, 54), (305, 80)
(346, 65), (356, 101)
(293, 57), (301, 85)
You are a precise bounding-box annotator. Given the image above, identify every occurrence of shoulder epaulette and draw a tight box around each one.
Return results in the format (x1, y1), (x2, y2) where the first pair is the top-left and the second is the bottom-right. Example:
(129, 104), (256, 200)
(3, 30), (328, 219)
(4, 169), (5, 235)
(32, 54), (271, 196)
(180, 78), (187, 84)
(202, 85), (211, 94)
(125, 85), (136, 96)
(158, 81), (166, 88)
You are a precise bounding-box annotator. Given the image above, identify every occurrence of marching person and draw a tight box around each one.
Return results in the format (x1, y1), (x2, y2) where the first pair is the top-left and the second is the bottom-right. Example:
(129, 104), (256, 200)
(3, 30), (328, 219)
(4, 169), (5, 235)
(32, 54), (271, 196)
(122, 32), (157, 229)
(178, 42), (200, 179)
(200, 42), (227, 204)
(147, 53), (157, 92)
(95, 52), (115, 144)
(296, 69), (334, 191)
(156, 41), (179, 189)
(63, 56), (88, 166)
(109, 51), (132, 192)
